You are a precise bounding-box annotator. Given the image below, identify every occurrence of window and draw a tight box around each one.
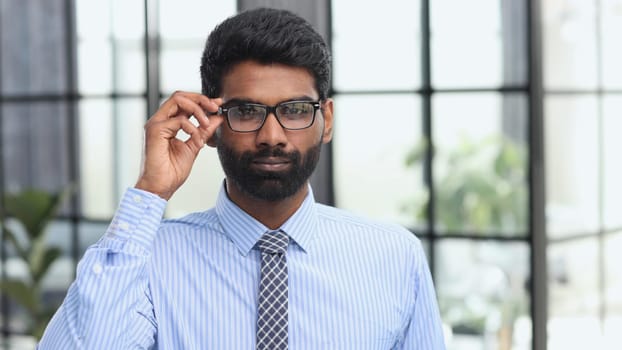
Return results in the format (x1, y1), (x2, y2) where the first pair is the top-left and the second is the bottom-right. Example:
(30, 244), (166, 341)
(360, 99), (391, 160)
(1, 0), (75, 341)
(2, 1), (620, 348)
(0, 0), (235, 344)
(332, 0), (532, 348)
(157, 0), (235, 218)
(543, 0), (622, 348)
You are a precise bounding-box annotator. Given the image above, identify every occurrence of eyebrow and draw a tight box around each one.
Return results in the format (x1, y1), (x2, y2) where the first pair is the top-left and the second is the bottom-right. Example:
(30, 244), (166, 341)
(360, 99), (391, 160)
(223, 95), (317, 107)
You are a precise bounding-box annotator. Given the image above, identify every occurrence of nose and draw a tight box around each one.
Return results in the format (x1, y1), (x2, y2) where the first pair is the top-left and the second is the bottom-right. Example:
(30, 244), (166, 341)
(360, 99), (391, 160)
(255, 112), (287, 147)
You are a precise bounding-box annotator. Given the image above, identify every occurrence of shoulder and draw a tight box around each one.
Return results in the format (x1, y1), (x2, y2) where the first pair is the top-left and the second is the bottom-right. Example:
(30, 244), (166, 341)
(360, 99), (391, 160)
(154, 208), (222, 244)
(160, 208), (219, 228)
(314, 203), (422, 249)
(312, 204), (429, 292)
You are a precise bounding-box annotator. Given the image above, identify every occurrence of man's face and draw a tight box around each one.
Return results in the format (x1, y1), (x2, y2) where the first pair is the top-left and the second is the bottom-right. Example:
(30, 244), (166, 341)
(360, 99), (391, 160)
(215, 60), (333, 202)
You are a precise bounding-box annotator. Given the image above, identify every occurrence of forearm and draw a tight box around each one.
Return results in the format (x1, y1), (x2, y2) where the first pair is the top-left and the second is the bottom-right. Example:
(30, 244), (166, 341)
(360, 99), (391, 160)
(38, 189), (166, 349)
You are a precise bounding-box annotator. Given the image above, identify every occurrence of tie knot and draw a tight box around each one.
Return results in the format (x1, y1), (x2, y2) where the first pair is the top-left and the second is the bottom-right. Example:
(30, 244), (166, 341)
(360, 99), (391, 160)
(257, 231), (289, 255)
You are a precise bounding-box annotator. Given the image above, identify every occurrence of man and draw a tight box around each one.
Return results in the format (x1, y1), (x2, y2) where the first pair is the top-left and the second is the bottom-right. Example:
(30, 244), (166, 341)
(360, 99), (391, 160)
(39, 8), (445, 349)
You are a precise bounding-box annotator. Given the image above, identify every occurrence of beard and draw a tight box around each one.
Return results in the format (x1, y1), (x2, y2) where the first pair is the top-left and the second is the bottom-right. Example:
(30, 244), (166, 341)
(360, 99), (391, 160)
(217, 140), (322, 202)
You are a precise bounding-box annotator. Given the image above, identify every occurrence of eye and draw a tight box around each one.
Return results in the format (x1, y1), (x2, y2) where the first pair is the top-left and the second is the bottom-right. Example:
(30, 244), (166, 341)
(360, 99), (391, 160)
(231, 104), (265, 120)
(237, 104), (263, 115)
(279, 102), (312, 117)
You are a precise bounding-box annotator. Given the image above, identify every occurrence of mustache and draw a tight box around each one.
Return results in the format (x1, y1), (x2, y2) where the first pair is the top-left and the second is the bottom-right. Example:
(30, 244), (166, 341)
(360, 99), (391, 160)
(247, 147), (298, 160)
(239, 147), (301, 179)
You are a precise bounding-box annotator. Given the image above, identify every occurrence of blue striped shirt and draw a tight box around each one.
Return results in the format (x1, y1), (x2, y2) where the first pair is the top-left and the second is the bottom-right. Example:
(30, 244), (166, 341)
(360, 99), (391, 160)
(39, 185), (446, 349)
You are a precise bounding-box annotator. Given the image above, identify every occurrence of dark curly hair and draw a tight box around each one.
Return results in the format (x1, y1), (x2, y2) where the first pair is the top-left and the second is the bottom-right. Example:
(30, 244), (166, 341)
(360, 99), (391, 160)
(200, 8), (331, 100)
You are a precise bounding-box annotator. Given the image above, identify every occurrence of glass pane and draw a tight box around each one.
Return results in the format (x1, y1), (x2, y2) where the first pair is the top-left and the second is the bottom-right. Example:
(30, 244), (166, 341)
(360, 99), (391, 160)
(604, 316), (622, 350)
(76, 0), (111, 39)
(165, 148), (225, 218)
(76, 0), (145, 95)
(436, 240), (531, 350)
(0, 0), (69, 95)
(158, 0), (232, 94)
(79, 222), (109, 255)
(542, 0), (598, 89)
(1, 102), (71, 194)
(79, 99), (115, 218)
(79, 98), (145, 219)
(419, 237), (430, 262)
(332, 0), (420, 91)
(548, 237), (601, 349)
(603, 96), (622, 229)
(431, 0), (526, 88)
(76, 0), (144, 39)
(78, 39), (145, 95)
(40, 221), (74, 309)
(114, 99), (146, 200)
(601, 0), (622, 89)
(78, 40), (113, 95)
(159, 0), (236, 40)
(333, 94), (424, 228)
(0, 335), (37, 349)
(111, 0), (144, 40)
(1, 219), (72, 334)
(114, 40), (146, 93)
(160, 43), (204, 93)
(605, 232), (622, 314)
(433, 93), (528, 236)
(545, 95), (599, 237)
(1, 218), (32, 334)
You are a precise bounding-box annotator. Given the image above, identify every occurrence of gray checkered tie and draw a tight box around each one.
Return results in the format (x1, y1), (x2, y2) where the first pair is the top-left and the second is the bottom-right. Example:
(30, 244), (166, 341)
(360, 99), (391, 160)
(256, 231), (289, 350)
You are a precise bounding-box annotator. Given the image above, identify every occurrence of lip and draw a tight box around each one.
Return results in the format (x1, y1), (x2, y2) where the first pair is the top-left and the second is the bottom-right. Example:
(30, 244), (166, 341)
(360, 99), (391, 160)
(251, 157), (291, 171)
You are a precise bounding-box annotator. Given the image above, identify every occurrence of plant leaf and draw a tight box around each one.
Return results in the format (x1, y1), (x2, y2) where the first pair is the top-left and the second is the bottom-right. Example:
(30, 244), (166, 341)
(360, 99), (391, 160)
(31, 247), (63, 284)
(405, 138), (430, 167)
(4, 188), (70, 240)
(29, 233), (47, 281)
(1, 225), (28, 260)
(0, 279), (39, 314)
(32, 321), (47, 341)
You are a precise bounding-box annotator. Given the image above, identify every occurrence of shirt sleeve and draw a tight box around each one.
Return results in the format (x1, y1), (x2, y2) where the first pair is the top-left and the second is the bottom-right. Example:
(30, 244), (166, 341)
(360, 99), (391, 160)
(38, 188), (167, 350)
(400, 241), (447, 349)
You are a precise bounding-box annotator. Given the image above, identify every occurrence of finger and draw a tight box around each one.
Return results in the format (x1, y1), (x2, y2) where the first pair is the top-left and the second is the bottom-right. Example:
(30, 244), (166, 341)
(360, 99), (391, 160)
(194, 95), (222, 113)
(178, 116), (207, 152)
(170, 94), (210, 122)
(168, 94), (224, 131)
(200, 114), (224, 147)
(149, 92), (216, 123)
(146, 114), (194, 141)
(192, 113), (224, 146)
(205, 113), (224, 131)
(148, 93), (186, 123)
(171, 92), (222, 115)
(188, 95), (223, 128)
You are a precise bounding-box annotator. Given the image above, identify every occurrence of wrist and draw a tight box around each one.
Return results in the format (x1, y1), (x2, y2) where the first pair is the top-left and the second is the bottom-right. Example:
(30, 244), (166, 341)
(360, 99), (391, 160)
(134, 179), (173, 201)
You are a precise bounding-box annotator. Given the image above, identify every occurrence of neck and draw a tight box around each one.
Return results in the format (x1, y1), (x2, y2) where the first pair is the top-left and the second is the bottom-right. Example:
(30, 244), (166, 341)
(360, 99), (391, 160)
(225, 179), (309, 230)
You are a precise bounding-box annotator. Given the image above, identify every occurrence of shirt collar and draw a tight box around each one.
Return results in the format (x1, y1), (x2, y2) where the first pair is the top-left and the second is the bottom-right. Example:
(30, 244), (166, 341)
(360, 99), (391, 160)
(215, 182), (318, 256)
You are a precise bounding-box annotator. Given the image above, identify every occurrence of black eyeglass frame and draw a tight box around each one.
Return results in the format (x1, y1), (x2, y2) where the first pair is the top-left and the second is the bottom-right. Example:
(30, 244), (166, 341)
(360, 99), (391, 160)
(217, 100), (322, 133)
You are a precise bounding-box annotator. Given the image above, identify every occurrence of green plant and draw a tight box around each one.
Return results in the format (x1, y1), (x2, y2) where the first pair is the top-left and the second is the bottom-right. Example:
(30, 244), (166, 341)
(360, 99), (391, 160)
(404, 135), (527, 234)
(404, 135), (529, 342)
(0, 188), (69, 340)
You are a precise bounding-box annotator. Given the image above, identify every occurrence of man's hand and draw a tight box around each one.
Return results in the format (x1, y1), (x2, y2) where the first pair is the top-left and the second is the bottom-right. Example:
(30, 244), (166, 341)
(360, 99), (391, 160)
(135, 91), (224, 200)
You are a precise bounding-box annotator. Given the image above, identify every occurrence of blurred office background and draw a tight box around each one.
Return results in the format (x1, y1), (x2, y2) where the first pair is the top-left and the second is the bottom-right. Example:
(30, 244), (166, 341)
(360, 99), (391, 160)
(0, 0), (621, 349)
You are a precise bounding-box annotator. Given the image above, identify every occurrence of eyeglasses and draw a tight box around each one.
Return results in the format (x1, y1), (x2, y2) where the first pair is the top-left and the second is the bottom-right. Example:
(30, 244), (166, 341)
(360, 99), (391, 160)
(218, 100), (321, 133)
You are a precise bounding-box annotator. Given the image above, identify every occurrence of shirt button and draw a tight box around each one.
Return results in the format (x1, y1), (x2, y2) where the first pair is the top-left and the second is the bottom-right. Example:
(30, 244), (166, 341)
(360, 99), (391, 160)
(119, 221), (130, 230)
(132, 194), (142, 203)
(92, 263), (103, 275)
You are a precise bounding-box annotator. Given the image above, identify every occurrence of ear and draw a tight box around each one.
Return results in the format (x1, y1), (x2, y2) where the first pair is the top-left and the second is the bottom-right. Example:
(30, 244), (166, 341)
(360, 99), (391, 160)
(320, 98), (334, 144)
(205, 126), (221, 148)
